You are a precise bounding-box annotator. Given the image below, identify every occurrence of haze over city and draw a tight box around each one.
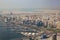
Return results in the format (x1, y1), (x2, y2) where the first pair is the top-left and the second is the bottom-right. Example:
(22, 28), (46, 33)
(0, 0), (60, 10)
(0, 0), (60, 40)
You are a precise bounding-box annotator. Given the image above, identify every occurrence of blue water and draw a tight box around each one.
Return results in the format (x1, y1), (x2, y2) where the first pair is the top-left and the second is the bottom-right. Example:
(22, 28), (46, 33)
(0, 27), (25, 40)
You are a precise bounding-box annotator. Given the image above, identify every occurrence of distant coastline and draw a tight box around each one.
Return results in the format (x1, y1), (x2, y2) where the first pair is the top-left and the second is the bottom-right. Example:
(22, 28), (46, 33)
(0, 8), (60, 15)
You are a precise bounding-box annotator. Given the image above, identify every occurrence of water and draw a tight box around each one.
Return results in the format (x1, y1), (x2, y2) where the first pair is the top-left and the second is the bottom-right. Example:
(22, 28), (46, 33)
(0, 27), (25, 40)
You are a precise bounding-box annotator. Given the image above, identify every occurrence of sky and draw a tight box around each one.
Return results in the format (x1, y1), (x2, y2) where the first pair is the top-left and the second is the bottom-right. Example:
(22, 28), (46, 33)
(0, 0), (60, 10)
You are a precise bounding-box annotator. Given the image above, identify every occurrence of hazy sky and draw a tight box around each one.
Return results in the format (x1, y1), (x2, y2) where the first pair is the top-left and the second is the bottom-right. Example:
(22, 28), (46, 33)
(0, 0), (60, 10)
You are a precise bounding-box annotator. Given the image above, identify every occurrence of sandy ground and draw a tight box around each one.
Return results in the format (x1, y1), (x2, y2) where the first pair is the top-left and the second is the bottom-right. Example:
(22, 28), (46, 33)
(57, 36), (60, 40)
